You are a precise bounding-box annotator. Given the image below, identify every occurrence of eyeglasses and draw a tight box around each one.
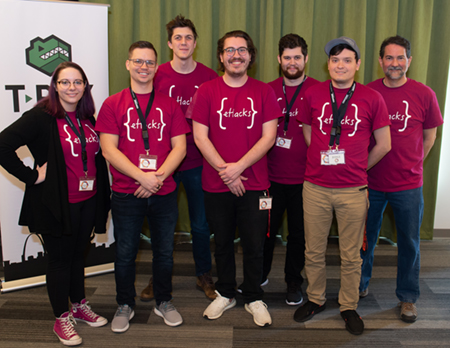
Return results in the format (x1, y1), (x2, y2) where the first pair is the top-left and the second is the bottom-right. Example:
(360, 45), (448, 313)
(128, 59), (156, 68)
(57, 79), (85, 88)
(223, 47), (249, 56)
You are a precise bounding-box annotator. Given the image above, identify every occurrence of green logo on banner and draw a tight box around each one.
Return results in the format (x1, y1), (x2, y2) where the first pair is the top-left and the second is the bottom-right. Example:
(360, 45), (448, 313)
(25, 35), (72, 76)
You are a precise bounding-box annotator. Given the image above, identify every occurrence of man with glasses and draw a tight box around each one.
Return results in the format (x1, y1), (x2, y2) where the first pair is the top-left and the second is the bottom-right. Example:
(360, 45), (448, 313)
(293, 37), (391, 335)
(187, 30), (281, 327)
(263, 34), (319, 306)
(96, 41), (190, 331)
(359, 35), (443, 323)
(140, 15), (218, 302)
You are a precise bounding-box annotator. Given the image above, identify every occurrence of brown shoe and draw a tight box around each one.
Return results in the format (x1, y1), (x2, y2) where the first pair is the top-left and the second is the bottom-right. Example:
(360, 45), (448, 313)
(196, 272), (217, 300)
(140, 277), (154, 302)
(398, 301), (417, 322)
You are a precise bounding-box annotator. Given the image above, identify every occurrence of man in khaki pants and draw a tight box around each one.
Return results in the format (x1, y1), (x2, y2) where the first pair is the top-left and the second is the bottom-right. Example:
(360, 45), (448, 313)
(294, 37), (391, 335)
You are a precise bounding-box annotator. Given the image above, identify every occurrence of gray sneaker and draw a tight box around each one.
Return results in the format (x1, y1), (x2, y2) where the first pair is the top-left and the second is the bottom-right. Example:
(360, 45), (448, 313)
(154, 301), (183, 327)
(111, 305), (135, 333)
(359, 288), (369, 298)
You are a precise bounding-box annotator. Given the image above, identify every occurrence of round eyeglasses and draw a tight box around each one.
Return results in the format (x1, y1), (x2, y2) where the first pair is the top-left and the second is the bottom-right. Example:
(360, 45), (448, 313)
(57, 79), (85, 88)
(223, 47), (249, 56)
(128, 59), (156, 68)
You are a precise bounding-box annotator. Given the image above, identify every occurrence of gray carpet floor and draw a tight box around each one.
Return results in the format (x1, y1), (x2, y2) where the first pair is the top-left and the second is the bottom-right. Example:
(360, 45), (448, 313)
(1, 236), (450, 347)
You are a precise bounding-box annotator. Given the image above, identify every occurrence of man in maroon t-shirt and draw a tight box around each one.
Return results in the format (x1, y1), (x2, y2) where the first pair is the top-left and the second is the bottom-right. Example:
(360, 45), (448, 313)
(188, 30), (280, 327)
(96, 41), (189, 331)
(294, 37), (391, 335)
(360, 35), (443, 323)
(263, 33), (319, 306)
(140, 15), (218, 302)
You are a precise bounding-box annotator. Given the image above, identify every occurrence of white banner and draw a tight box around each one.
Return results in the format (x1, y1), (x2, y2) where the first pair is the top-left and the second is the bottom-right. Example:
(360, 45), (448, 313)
(0, 0), (114, 292)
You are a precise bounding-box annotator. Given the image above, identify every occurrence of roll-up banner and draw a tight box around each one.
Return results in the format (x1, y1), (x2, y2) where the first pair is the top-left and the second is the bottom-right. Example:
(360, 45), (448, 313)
(0, 0), (114, 292)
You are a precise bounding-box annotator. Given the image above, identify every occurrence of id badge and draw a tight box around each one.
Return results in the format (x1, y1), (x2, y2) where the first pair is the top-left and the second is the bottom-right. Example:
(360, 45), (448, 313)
(79, 176), (95, 191)
(329, 149), (346, 165)
(259, 195), (272, 210)
(276, 136), (292, 149)
(139, 154), (157, 170)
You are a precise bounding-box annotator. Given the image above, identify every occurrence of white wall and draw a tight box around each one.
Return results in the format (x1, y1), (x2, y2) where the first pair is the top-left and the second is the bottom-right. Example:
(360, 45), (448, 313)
(434, 65), (450, 229)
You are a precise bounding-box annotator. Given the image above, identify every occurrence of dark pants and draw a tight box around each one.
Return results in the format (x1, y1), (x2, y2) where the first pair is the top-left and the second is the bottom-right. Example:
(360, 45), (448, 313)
(111, 190), (178, 307)
(263, 181), (305, 285)
(204, 190), (268, 303)
(43, 195), (96, 317)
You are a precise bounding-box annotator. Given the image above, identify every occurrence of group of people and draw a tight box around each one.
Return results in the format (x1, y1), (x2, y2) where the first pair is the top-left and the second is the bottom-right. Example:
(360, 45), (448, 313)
(0, 14), (443, 347)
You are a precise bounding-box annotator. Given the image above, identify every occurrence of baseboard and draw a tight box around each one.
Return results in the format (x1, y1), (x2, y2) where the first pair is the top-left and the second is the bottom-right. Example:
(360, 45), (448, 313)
(433, 229), (450, 238)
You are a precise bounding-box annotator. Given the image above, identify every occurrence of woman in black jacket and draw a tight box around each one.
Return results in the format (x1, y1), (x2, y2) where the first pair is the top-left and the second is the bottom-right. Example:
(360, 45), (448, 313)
(0, 61), (110, 346)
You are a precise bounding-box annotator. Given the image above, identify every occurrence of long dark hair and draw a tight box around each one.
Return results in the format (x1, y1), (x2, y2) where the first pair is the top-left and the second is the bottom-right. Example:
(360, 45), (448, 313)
(37, 61), (95, 119)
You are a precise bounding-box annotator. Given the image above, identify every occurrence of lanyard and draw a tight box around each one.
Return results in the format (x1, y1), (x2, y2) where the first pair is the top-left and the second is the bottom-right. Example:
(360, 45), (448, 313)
(328, 81), (356, 148)
(64, 112), (88, 174)
(282, 76), (306, 135)
(129, 87), (155, 154)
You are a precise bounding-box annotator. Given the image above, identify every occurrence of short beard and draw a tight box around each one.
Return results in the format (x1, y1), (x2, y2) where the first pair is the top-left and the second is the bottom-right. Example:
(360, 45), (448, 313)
(386, 67), (405, 80)
(282, 66), (304, 80)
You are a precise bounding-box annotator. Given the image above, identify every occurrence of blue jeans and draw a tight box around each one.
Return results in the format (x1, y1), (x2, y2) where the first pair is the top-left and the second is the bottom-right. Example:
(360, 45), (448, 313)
(112, 190), (178, 307)
(204, 190), (268, 303)
(173, 166), (212, 276)
(360, 187), (423, 303)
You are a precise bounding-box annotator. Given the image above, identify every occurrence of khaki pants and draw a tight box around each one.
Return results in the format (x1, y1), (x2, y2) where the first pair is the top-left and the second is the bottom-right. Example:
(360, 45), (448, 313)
(303, 181), (368, 311)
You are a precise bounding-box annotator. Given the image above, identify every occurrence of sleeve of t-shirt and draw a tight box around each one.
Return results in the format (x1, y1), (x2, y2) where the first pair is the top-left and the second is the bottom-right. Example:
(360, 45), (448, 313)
(262, 85), (283, 123)
(370, 90), (391, 131)
(424, 87), (444, 129)
(185, 83), (210, 127)
(95, 97), (120, 135)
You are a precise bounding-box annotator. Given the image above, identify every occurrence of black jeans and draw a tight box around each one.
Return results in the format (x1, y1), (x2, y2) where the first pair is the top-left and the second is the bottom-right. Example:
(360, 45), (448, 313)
(42, 195), (96, 317)
(263, 181), (305, 285)
(204, 190), (268, 303)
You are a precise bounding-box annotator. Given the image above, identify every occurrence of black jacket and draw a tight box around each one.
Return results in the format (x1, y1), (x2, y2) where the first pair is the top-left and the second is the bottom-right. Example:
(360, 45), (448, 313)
(0, 106), (110, 236)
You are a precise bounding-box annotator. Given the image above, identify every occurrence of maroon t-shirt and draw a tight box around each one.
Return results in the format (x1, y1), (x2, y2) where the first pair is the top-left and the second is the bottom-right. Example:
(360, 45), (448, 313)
(267, 76), (320, 185)
(367, 78), (443, 192)
(57, 111), (99, 203)
(188, 77), (282, 193)
(298, 81), (390, 188)
(154, 62), (218, 171)
(96, 89), (190, 194)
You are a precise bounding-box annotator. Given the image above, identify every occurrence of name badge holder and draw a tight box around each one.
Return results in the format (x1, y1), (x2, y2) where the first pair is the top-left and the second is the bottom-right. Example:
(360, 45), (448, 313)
(279, 76), (307, 149)
(64, 113), (96, 191)
(130, 88), (157, 170)
(276, 135), (293, 149)
(139, 154), (157, 170)
(259, 191), (272, 210)
(320, 148), (346, 166)
(79, 175), (95, 191)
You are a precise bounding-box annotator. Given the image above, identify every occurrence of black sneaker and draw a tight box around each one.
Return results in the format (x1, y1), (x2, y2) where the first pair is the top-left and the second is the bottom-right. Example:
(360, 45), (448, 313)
(293, 300), (326, 322)
(340, 310), (364, 335)
(285, 282), (303, 305)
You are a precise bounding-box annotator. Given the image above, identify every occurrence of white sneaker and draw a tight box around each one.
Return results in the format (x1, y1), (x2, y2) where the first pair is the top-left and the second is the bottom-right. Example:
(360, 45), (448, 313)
(203, 290), (236, 320)
(245, 300), (272, 327)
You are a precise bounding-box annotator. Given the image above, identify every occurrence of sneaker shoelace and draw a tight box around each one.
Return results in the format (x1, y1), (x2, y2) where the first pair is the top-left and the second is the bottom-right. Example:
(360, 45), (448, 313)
(61, 314), (78, 337)
(250, 300), (267, 311)
(115, 305), (131, 317)
(160, 301), (176, 313)
(74, 301), (97, 320)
